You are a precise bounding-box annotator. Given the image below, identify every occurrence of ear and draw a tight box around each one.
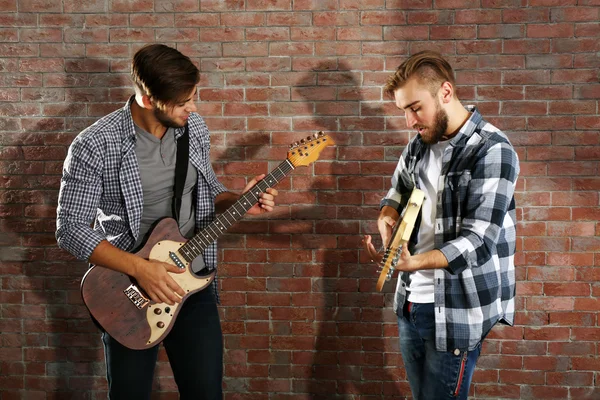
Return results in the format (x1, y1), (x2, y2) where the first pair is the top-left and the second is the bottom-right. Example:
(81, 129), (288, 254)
(439, 81), (454, 104)
(140, 94), (154, 110)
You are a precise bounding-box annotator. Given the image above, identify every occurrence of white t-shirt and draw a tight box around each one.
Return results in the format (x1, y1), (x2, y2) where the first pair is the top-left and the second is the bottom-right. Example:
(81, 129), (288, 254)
(406, 140), (450, 303)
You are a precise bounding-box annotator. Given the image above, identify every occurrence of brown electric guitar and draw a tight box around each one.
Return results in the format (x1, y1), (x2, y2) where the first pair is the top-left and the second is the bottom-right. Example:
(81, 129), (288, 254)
(376, 188), (424, 291)
(81, 132), (334, 350)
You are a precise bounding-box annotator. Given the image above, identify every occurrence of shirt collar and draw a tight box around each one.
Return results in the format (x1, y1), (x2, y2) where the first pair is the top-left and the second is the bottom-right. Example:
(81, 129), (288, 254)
(447, 105), (482, 147)
(121, 95), (187, 141)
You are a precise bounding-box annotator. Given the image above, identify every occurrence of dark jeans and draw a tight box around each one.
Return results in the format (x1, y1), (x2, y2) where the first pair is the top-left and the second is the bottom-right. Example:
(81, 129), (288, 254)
(101, 286), (223, 400)
(397, 302), (482, 400)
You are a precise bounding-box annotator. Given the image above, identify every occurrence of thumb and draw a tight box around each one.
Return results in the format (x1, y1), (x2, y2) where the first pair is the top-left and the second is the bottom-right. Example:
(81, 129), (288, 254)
(382, 216), (396, 228)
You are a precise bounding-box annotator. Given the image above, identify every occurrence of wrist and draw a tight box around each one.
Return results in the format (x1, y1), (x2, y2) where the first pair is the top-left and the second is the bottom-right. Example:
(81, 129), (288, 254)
(129, 255), (145, 278)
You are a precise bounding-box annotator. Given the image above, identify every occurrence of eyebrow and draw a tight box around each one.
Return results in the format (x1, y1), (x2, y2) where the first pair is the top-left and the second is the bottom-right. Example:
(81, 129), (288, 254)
(181, 89), (197, 103)
(400, 100), (420, 110)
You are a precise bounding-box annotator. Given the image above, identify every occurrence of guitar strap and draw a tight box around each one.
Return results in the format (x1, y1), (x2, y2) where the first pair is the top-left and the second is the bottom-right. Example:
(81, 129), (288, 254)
(172, 124), (189, 222)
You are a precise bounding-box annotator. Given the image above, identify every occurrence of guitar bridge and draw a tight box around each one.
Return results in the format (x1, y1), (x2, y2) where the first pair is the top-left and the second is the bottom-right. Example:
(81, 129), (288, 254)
(124, 284), (150, 310)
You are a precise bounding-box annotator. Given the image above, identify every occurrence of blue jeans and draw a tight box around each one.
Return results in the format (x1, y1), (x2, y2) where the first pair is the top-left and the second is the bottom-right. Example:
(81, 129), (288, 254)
(101, 285), (223, 400)
(397, 302), (482, 400)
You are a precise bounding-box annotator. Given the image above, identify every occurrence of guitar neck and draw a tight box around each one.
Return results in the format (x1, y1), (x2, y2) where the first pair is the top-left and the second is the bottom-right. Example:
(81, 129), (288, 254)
(178, 159), (294, 262)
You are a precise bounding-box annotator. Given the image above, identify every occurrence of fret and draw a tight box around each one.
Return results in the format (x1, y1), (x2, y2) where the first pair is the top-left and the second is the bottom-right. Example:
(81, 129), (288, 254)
(179, 159), (295, 262)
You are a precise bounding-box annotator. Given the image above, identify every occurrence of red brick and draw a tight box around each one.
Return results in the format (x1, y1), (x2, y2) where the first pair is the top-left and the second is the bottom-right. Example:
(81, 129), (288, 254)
(479, 24), (524, 39)
(339, 0), (385, 8)
(521, 386), (569, 400)
(383, 26), (429, 40)
(457, 40), (503, 55)
(551, 7), (600, 22)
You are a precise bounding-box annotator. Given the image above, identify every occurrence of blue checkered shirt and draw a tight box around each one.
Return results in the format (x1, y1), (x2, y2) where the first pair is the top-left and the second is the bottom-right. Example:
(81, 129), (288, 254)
(56, 98), (227, 299)
(381, 106), (519, 352)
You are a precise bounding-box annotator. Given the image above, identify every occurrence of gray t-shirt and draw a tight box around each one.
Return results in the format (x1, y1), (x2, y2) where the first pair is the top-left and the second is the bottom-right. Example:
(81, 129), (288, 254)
(133, 124), (198, 249)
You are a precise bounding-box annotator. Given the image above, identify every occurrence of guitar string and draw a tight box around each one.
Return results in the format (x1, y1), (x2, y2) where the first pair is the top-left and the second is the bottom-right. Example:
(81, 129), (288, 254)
(179, 160), (294, 262)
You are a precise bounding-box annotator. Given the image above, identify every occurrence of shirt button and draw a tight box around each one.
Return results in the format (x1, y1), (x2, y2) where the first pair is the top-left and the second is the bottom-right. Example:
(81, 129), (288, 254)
(454, 349), (461, 356)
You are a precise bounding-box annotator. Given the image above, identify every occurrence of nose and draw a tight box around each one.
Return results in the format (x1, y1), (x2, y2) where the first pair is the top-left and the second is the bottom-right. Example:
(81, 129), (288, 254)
(405, 110), (417, 128)
(186, 101), (197, 114)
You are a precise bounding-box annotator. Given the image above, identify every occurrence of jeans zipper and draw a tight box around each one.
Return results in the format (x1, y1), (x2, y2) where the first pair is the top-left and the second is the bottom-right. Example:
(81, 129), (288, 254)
(454, 351), (468, 397)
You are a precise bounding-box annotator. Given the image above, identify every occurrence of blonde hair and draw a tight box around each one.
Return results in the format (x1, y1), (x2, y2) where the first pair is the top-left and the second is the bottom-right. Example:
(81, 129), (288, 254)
(385, 51), (455, 98)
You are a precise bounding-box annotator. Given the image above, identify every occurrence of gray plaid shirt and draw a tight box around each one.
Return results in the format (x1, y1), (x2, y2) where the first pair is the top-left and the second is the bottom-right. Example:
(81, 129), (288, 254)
(56, 97), (227, 297)
(381, 106), (519, 352)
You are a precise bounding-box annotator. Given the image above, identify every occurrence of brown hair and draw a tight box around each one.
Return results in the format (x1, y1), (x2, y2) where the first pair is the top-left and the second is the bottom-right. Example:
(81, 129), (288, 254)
(384, 51), (455, 98)
(131, 44), (199, 109)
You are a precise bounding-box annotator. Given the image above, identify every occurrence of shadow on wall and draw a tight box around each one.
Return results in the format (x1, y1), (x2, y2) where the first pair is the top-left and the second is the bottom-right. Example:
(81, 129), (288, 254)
(2, 71), (117, 398)
(9, 64), (142, 398)
(288, 60), (411, 399)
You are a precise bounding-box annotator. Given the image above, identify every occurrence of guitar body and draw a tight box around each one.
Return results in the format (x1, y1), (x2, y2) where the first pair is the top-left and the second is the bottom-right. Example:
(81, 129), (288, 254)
(376, 189), (425, 291)
(81, 218), (215, 350)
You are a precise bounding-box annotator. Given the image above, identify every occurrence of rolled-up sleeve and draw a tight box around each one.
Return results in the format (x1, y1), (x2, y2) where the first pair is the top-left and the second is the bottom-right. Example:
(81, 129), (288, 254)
(380, 152), (410, 212)
(196, 117), (228, 199)
(438, 141), (519, 275)
(56, 136), (107, 261)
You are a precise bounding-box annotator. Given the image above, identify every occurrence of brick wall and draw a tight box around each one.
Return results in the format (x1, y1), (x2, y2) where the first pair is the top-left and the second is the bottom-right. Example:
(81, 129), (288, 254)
(1, 1), (599, 399)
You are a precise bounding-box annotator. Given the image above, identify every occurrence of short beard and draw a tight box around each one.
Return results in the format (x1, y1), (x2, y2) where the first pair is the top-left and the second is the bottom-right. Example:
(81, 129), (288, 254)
(153, 107), (185, 129)
(422, 101), (449, 145)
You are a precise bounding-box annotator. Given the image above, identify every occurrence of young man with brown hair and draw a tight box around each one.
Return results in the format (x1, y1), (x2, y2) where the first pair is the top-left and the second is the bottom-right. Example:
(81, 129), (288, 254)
(363, 51), (519, 399)
(56, 44), (278, 399)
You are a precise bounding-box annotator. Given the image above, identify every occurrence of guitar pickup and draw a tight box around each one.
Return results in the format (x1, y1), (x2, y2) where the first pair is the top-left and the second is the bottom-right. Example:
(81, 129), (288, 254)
(169, 250), (186, 269)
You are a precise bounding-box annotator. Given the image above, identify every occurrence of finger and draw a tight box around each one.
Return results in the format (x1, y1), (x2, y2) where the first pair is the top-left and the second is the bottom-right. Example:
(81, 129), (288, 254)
(159, 282), (181, 304)
(401, 243), (411, 257)
(155, 287), (175, 305)
(146, 290), (161, 304)
(266, 188), (278, 197)
(367, 243), (379, 259)
(243, 174), (263, 194)
(382, 216), (396, 227)
(363, 235), (378, 260)
(165, 276), (186, 297)
(164, 263), (185, 274)
(259, 193), (274, 201)
(382, 235), (389, 247)
(259, 199), (275, 209)
(260, 205), (273, 212)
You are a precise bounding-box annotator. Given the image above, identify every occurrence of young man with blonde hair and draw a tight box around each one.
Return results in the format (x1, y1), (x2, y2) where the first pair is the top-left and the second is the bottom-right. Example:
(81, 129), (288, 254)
(364, 51), (519, 399)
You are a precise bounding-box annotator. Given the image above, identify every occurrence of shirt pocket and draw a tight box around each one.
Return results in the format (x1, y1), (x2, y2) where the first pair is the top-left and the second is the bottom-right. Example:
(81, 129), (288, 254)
(447, 171), (472, 234)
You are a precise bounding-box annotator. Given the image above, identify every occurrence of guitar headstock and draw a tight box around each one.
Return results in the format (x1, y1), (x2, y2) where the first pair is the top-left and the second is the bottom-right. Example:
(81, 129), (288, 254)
(287, 131), (334, 167)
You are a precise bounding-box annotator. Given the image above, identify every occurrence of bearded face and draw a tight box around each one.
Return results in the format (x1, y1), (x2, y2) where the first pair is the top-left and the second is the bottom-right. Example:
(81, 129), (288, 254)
(418, 99), (449, 145)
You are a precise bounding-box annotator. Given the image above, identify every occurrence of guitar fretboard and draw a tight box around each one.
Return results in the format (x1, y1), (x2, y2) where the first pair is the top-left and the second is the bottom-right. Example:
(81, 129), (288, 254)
(178, 159), (294, 262)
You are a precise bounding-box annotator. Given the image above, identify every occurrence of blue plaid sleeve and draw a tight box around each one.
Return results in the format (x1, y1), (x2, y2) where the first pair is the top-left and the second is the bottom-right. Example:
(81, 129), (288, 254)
(56, 135), (107, 261)
(380, 145), (417, 212)
(438, 139), (519, 275)
(189, 114), (228, 200)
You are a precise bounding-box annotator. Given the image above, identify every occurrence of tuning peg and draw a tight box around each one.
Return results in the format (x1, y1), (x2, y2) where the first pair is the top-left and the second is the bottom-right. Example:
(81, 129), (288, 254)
(300, 139), (305, 144)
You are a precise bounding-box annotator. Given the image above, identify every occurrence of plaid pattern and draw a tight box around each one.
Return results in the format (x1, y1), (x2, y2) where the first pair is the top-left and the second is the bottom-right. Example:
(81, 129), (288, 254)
(56, 97), (227, 298)
(381, 106), (519, 352)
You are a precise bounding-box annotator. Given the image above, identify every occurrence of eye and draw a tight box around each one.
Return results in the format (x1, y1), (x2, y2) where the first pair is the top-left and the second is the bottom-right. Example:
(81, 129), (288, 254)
(411, 107), (420, 113)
